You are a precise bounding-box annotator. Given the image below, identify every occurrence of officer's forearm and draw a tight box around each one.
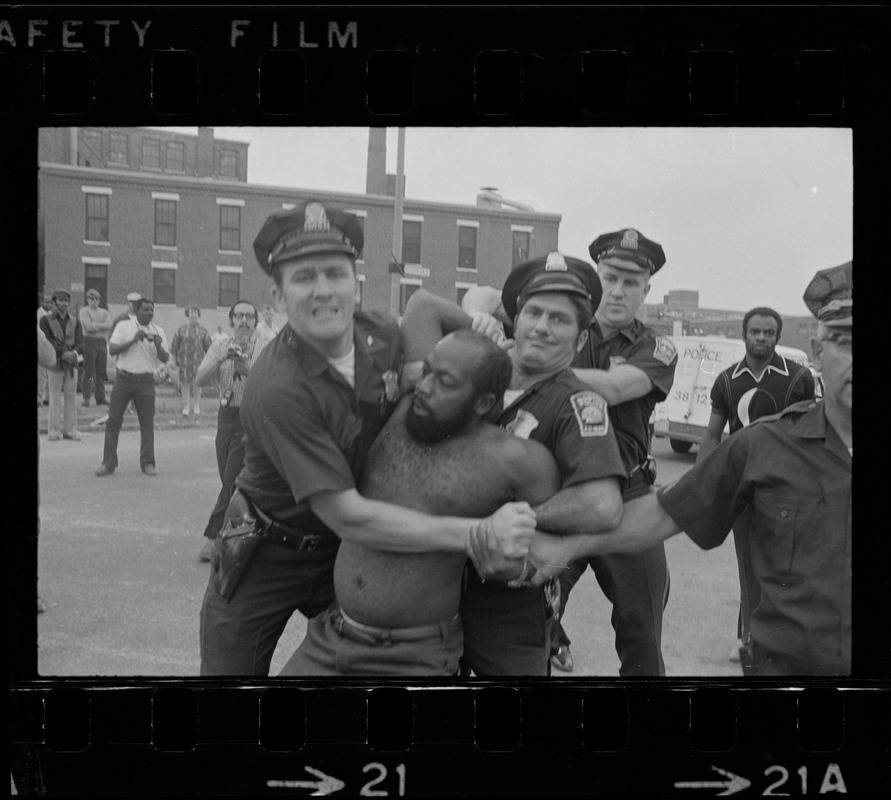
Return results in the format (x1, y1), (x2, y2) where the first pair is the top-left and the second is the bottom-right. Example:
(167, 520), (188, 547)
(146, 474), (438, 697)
(560, 493), (682, 559)
(310, 489), (472, 553)
(533, 479), (623, 535)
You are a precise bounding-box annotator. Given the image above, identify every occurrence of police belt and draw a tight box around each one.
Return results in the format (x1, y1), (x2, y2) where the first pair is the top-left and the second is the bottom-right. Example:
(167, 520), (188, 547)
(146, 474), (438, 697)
(331, 607), (461, 646)
(247, 497), (332, 553)
(625, 456), (657, 494)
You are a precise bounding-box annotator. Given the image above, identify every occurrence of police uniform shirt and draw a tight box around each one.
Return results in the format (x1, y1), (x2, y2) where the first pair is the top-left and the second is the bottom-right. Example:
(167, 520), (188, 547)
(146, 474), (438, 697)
(656, 401), (851, 674)
(710, 351), (816, 436)
(235, 311), (403, 533)
(574, 319), (678, 472)
(492, 370), (627, 493)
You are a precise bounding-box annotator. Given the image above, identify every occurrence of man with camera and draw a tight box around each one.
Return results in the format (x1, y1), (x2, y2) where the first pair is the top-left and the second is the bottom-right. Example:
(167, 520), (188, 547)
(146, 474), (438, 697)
(95, 298), (169, 477)
(195, 300), (269, 562)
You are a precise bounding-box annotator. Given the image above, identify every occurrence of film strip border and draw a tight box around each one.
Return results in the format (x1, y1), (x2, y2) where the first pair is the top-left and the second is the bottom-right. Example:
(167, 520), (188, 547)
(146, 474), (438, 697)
(10, 684), (890, 794)
(0, 6), (885, 122)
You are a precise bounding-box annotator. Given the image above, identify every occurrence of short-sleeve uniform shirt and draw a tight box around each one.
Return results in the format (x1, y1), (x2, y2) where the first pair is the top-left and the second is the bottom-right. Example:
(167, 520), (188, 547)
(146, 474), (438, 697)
(656, 401), (851, 674)
(574, 319), (677, 473)
(710, 352), (816, 435)
(236, 311), (403, 535)
(492, 370), (627, 496)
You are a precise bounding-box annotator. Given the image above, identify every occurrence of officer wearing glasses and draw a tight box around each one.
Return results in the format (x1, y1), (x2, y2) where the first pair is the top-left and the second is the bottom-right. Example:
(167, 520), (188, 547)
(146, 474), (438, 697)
(527, 261), (853, 676)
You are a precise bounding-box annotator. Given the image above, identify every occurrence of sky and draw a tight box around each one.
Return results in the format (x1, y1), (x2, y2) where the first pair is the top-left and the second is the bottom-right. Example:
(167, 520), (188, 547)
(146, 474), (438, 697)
(160, 126), (852, 317)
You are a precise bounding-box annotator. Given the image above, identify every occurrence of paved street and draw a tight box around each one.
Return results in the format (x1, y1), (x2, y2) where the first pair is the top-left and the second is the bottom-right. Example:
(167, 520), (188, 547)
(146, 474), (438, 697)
(36, 424), (740, 678)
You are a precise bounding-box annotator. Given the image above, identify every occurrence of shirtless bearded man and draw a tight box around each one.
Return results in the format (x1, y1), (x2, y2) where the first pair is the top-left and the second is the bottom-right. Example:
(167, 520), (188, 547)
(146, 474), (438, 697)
(279, 330), (561, 676)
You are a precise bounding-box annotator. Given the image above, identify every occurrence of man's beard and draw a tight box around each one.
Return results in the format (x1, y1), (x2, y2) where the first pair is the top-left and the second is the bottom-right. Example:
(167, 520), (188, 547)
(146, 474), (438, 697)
(405, 397), (478, 444)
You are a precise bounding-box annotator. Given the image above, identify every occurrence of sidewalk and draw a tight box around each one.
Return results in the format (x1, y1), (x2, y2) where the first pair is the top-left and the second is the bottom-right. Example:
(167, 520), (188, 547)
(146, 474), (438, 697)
(37, 383), (221, 435)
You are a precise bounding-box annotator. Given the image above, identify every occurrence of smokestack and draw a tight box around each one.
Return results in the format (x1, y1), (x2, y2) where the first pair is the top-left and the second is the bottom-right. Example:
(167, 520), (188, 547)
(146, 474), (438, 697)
(366, 128), (387, 195)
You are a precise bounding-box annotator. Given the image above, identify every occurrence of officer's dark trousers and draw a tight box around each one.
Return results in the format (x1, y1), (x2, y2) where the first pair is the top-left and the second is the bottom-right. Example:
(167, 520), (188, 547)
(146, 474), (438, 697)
(81, 337), (107, 403)
(199, 539), (338, 676)
(551, 545), (670, 676)
(201, 406), (246, 540)
(101, 372), (155, 470)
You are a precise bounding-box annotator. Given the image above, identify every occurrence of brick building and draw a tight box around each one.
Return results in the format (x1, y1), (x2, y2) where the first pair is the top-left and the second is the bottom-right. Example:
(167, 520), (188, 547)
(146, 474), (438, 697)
(37, 126), (561, 335)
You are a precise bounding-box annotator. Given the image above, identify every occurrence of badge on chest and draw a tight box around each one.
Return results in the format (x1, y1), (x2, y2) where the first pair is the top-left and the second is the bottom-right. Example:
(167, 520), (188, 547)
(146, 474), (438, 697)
(504, 409), (540, 440)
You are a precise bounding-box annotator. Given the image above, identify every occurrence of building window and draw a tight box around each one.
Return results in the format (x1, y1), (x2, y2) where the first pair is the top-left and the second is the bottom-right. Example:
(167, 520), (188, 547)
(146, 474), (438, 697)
(166, 142), (185, 172)
(142, 138), (160, 169)
(399, 281), (422, 315)
(109, 133), (128, 166)
(81, 129), (102, 166)
(85, 194), (109, 242)
(219, 148), (237, 178)
(153, 268), (176, 305)
(403, 220), (422, 264)
(458, 225), (477, 270)
(356, 274), (366, 310)
(512, 230), (531, 267)
(220, 205), (241, 251)
(218, 272), (240, 308)
(154, 200), (177, 247)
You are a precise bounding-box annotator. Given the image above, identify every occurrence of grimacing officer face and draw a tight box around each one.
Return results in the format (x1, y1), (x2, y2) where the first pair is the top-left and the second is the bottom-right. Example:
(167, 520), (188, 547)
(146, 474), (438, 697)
(512, 292), (588, 375)
(596, 262), (651, 328)
(271, 252), (357, 358)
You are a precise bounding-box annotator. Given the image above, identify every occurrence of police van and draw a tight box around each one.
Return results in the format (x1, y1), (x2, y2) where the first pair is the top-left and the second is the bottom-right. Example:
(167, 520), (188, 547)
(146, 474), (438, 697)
(652, 335), (812, 453)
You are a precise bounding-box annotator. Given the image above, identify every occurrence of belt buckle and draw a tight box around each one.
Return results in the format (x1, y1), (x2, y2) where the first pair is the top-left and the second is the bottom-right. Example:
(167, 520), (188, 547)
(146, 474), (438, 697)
(301, 536), (319, 553)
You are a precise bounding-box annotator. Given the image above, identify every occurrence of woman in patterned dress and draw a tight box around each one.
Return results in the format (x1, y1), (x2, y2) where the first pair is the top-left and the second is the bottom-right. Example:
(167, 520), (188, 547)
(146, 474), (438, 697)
(170, 304), (212, 416)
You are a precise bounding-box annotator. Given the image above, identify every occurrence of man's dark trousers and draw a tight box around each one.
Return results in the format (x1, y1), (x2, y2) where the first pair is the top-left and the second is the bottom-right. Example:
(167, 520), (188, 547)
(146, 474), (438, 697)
(201, 405), (246, 540)
(81, 337), (108, 403)
(102, 372), (156, 470)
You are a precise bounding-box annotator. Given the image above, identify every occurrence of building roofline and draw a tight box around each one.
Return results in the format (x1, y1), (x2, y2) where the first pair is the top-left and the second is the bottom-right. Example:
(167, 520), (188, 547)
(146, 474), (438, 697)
(38, 162), (562, 222)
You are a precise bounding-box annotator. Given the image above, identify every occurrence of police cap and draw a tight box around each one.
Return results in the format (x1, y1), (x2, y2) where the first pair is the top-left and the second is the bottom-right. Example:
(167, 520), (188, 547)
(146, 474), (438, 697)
(502, 251), (602, 321)
(126, 291), (143, 303)
(253, 200), (364, 275)
(589, 228), (666, 275)
(51, 288), (71, 302)
(803, 260), (852, 327)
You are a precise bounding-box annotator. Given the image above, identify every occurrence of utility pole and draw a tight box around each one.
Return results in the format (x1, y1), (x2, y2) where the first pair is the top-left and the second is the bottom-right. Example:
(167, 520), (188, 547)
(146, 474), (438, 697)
(388, 128), (406, 319)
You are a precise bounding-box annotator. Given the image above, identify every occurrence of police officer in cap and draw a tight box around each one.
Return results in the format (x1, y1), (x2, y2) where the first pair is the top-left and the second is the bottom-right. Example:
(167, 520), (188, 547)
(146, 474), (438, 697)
(199, 200), (538, 675)
(462, 229), (676, 676)
(528, 261), (852, 676)
(551, 229), (677, 675)
(461, 251), (627, 676)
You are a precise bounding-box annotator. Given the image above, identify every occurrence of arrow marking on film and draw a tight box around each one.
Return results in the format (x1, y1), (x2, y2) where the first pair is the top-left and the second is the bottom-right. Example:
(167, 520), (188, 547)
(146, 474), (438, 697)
(267, 766), (345, 795)
(674, 765), (752, 795)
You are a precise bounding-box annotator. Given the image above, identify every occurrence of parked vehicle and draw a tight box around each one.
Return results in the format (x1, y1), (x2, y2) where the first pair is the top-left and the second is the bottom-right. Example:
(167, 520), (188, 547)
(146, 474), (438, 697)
(652, 335), (811, 453)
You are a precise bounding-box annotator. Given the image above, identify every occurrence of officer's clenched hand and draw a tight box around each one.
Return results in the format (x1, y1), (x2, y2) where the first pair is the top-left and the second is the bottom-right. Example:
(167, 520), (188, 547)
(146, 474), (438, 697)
(485, 501), (536, 559)
(467, 517), (527, 581)
(468, 311), (506, 346)
(527, 532), (572, 587)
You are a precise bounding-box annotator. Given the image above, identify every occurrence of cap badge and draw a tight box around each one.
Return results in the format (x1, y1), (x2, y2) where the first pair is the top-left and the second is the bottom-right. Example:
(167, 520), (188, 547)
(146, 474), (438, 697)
(545, 251), (568, 272)
(303, 202), (331, 233)
(620, 229), (639, 250)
